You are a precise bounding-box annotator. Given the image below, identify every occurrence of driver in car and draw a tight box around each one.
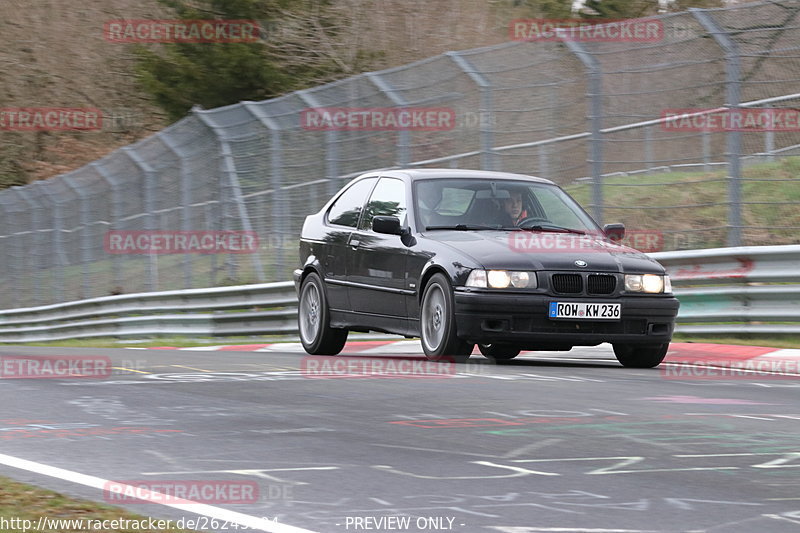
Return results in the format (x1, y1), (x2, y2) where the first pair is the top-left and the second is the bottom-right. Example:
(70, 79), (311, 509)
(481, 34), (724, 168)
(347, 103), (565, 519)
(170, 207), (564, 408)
(501, 189), (528, 226)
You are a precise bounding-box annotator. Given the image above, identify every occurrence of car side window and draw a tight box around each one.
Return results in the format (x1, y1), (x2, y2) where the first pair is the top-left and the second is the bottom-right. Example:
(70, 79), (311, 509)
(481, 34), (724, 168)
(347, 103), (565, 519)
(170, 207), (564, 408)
(359, 177), (407, 231)
(327, 178), (378, 228)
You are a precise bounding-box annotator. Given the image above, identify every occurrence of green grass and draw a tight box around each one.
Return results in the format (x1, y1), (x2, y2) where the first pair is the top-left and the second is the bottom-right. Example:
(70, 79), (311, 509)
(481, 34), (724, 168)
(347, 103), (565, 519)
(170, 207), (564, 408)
(0, 476), (196, 532)
(565, 158), (800, 250)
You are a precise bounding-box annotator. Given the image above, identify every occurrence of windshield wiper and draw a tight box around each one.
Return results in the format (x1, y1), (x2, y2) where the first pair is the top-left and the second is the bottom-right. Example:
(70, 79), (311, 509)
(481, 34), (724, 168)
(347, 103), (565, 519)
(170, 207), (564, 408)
(519, 224), (586, 235)
(425, 224), (506, 231)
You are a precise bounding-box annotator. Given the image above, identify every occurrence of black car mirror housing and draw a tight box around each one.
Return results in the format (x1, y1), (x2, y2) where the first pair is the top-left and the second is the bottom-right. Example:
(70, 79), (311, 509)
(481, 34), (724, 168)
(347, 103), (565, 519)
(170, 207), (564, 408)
(604, 223), (626, 241)
(372, 216), (405, 235)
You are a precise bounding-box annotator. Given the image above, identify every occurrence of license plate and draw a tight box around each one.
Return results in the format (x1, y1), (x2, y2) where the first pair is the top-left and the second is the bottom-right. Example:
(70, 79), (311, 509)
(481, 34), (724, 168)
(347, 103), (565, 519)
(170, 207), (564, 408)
(549, 302), (621, 320)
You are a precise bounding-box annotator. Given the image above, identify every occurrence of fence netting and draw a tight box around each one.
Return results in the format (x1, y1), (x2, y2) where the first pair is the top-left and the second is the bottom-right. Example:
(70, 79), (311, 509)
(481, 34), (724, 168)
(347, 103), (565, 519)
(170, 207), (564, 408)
(1, 0), (799, 308)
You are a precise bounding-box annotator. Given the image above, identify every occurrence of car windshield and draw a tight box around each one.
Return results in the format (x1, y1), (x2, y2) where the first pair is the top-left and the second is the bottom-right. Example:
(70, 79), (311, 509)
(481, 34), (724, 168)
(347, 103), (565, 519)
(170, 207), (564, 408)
(415, 178), (600, 233)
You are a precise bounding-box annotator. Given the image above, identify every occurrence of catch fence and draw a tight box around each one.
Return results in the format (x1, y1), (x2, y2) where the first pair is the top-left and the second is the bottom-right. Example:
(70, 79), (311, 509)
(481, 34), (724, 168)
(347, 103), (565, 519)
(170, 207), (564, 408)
(2, 0), (800, 308)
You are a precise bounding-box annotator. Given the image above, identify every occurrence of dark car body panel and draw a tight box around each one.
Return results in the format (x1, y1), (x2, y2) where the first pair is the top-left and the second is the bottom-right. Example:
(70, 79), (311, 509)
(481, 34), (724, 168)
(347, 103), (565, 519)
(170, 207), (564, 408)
(296, 169), (679, 347)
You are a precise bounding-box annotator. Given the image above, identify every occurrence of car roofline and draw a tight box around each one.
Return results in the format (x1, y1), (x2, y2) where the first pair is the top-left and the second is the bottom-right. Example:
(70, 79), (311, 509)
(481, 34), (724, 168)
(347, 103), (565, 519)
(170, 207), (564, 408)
(374, 168), (556, 185)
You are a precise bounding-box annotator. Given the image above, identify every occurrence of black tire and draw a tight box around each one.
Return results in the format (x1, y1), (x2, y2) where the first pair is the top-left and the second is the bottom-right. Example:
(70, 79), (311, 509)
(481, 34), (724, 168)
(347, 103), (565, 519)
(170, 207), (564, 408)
(419, 273), (473, 363)
(613, 343), (669, 368)
(298, 272), (348, 355)
(478, 343), (521, 360)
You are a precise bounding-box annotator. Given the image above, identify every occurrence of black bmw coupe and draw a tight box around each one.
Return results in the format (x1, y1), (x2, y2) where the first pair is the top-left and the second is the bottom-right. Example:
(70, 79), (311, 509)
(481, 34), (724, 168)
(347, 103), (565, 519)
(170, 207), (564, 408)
(294, 169), (679, 367)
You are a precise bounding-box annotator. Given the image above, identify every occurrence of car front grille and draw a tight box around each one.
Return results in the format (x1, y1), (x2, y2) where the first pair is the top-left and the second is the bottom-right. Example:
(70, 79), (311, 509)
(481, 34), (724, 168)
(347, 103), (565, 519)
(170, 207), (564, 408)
(588, 274), (616, 295)
(551, 274), (582, 294)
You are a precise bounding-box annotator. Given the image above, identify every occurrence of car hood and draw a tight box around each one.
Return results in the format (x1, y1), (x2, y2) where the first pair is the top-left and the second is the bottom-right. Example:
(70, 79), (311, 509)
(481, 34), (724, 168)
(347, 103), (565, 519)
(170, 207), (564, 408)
(425, 230), (665, 273)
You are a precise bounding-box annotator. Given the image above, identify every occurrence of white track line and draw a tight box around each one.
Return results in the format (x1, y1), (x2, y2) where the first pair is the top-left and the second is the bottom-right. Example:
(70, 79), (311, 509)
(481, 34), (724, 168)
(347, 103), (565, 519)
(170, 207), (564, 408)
(0, 453), (317, 533)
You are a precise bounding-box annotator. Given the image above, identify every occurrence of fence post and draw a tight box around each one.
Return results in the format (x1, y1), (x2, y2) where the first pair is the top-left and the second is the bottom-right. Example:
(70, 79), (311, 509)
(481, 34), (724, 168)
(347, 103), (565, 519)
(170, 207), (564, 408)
(123, 147), (159, 291)
(92, 162), (125, 291)
(692, 8), (742, 247)
(560, 32), (604, 224)
(702, 128), (711, 171)
(11, 187), (45, 305)
(538, 144), (549, 179)
(158, 132), (194, 289)
(240, 103), (289, 281)
(764, 104), (775, 162)
(296, 91), (340, 197)
(62, 176), (92, 300)
(36, 182), (67, 303)
(0, 193), (21, 308)
(366, 72), (411, 167)
(644, 125), (654, 174)
(447, 51), (495, 171)
(195, 108), (266, 283)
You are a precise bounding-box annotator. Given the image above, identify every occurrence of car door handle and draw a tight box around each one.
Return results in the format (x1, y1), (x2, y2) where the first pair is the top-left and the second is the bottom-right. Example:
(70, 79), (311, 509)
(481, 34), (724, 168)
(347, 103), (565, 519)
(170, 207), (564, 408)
(349, 239), (360, 249)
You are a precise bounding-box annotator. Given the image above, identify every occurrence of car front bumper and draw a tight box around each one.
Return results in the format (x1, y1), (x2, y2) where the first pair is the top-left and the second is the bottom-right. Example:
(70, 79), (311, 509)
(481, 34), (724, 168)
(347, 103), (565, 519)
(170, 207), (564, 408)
(454, 290), (679, 348)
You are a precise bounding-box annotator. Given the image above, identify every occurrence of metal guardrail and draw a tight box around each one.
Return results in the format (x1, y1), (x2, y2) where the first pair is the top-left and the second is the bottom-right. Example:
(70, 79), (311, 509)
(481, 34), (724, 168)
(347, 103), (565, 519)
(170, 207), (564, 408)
(651, 245), (800, 335)
(0, 282), (298, 343)
(0, 246), (797, 343)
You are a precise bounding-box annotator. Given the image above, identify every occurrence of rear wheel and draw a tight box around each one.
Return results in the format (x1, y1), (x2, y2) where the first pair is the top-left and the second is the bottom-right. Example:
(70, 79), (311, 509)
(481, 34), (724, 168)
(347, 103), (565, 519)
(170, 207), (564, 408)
(298, 272), (348, 355)
(478, 343), (521, 360)
(613, 343), (669, 368)
(420, 273), (473, 363)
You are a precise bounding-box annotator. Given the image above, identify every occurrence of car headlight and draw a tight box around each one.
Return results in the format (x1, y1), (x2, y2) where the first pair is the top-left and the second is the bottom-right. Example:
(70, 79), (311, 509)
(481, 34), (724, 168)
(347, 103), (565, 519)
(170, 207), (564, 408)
(466, 270), (536, 289)
(625, 274), (670, 294)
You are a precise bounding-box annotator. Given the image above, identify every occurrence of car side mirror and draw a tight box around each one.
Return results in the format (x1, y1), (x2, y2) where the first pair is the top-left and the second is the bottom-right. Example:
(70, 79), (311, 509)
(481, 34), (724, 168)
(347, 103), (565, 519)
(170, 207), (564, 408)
(373, 216), (404, 235)
(603, 223), (626, 242)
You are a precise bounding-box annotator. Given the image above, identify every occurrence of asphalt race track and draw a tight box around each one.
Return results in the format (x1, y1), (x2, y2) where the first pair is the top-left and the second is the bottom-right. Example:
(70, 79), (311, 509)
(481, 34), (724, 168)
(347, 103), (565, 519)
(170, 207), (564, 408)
(2, 342), (800, 533)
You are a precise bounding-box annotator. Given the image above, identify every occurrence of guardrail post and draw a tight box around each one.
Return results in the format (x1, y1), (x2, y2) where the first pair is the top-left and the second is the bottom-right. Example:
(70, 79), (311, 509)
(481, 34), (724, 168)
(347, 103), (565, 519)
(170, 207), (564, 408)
(366, 72), (411, 167)
(123, 147), (159, 291)
(447, 52), (496, 171)
(692, 8), (742, 247)
(560, 31), (604, 224)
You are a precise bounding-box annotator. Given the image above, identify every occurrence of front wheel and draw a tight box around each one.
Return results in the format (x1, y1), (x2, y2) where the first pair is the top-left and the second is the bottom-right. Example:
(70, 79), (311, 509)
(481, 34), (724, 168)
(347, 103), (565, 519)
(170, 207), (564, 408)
(613, 343), (669, 368)
(420, 273), (473, 363)
(478, 344), (521, 361)
(298, 272), (348, 355)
